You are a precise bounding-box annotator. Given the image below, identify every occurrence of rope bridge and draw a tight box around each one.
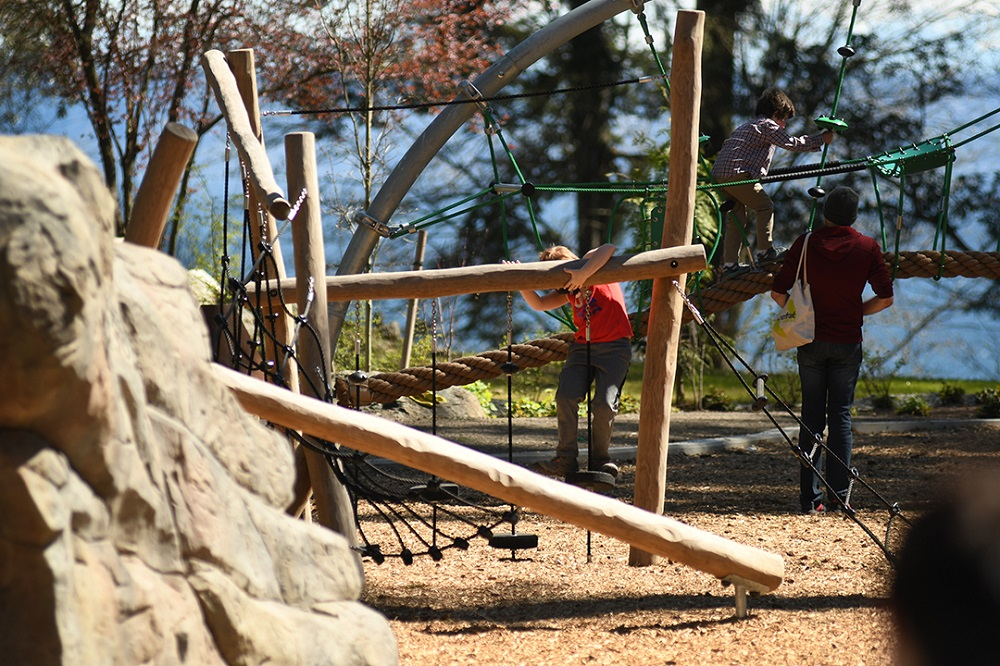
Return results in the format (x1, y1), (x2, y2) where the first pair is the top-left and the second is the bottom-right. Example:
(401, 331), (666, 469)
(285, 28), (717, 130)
(338, 249), (1000, 406)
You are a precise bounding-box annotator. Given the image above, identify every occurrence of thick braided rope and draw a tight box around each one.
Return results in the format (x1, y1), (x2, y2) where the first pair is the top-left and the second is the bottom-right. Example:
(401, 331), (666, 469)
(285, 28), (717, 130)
(337, 250), (1000, 406)
(336, 332), (575, 406)
(692, 250), (1000, 320)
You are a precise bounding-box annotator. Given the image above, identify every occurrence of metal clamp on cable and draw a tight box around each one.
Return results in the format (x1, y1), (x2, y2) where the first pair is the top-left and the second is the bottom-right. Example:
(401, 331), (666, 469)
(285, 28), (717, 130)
(352, 210), (391, 238)
(458, 80), (488, 112)
(752, 373), (769, 411)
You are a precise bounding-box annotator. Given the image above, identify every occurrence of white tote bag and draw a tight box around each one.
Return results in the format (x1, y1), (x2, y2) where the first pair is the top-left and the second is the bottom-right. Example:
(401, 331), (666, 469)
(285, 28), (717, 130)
(772, 233), (815, 351)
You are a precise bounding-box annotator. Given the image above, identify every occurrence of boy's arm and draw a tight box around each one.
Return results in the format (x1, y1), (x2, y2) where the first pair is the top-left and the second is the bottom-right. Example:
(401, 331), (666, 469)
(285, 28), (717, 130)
(519, 289), (569, 312)
(564, 243), (616, 291)
(501, 259), (569, 311)
(766, 122), (834, 153)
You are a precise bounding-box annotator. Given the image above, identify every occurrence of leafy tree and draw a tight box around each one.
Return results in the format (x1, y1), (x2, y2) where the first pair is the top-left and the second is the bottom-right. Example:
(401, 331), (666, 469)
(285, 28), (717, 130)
(0, 0), (274, 235)
(0, 0), (509, 253)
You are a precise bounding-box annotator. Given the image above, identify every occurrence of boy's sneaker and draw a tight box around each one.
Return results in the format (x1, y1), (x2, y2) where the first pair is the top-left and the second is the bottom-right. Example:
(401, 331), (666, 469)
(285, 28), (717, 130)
(756, 246), (787, 263)
(530, 457), (578, 478)
(721, 262), (750, 277)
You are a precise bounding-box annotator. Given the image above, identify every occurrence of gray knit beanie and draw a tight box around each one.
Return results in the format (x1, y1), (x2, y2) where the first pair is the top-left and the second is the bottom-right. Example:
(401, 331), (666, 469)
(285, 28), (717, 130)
(823, 186), (859, 226)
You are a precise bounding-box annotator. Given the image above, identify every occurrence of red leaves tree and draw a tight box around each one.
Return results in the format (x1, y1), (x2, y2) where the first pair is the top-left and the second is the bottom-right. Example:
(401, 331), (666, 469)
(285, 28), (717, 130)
(0, 0), (509, 245)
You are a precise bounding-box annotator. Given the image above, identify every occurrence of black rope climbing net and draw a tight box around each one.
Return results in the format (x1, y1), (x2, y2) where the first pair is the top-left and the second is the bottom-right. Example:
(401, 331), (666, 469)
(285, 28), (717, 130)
(673, 281), (912, 566)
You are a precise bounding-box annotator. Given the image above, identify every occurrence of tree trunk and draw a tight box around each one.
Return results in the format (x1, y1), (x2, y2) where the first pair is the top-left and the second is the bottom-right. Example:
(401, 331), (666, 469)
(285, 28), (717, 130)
(698, 0), (743, 156)
(568, 0), (621, 252)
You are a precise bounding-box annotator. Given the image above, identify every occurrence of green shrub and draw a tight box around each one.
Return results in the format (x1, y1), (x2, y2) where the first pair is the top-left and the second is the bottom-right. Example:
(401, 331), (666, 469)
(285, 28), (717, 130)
(897, 396), (931, 416)
(870, 394), (896, 411)
(938, 383), (966, 406)
(618, 393), (640, 414)
(860, 348), (902, 411)
(466, 380), (498, 417)
(975, 387), (1000, 418)
(701, 387), (731, 412)
(511, 397), (557, 418)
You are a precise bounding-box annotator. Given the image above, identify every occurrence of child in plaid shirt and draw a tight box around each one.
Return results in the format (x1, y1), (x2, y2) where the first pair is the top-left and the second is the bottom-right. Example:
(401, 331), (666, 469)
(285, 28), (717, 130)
(711, 87), (834, 274)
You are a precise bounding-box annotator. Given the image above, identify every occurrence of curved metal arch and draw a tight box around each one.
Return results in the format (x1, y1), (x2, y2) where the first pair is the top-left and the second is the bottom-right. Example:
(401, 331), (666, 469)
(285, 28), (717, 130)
(329, 0), (652, 355)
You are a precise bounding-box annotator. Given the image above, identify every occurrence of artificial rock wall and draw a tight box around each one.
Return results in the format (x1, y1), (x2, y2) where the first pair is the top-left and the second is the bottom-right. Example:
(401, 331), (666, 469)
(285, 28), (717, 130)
(0, 135), (397, 665)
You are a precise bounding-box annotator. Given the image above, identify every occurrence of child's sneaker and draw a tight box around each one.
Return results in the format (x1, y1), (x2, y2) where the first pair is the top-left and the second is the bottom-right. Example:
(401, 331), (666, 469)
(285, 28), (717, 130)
(755, 246), (787, 263)
(721, 262), (750, 277)
(530, 456), (578, 478)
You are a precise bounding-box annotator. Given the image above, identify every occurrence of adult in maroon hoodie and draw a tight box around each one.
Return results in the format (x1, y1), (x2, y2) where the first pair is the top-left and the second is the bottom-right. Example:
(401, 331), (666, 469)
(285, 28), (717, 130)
(771, 186), (894, 514)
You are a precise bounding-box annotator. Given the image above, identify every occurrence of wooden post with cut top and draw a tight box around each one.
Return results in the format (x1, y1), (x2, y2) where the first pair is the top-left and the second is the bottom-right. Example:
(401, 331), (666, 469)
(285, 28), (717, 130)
(286, 131), (359, 548)
(629, 9), (704, 567)
(125, 122), (198, 249)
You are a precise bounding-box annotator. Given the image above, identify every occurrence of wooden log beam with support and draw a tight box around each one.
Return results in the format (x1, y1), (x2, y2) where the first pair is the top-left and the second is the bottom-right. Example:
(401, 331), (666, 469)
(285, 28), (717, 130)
(213, 364), (785, 592)
(248, 244), (707, 303)
(201, 49), (291, 220)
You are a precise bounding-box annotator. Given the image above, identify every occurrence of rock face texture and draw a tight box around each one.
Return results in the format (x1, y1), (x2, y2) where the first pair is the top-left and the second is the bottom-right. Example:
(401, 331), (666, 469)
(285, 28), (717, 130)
(0, 135), (397, 665)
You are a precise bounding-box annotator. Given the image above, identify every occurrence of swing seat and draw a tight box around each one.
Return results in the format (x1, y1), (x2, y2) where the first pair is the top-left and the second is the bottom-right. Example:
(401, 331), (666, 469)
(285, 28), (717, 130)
(566, 469), (616, 494)
(487, 532), (539, 551)
(408, 480), (460, 502)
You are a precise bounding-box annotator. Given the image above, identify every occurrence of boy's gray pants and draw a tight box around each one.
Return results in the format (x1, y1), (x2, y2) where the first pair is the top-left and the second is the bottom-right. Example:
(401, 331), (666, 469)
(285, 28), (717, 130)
(554, 337), (632, 466)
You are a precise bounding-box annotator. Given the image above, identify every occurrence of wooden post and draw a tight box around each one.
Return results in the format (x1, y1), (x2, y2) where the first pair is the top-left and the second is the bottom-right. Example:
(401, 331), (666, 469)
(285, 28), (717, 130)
(214, 364), (785, 592)
(125, 122), (198, 249)
(286, 132), (359, 547)
(249, 244), (706, 303)
(630, 10), (704, 567)
(400, 230), (428, 370)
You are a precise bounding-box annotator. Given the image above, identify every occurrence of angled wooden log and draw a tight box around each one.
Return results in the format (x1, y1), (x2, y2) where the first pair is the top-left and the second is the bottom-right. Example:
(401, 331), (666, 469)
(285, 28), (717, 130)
(214, 364), (785, 592)
(247, 244), (707, 303)
(201, 49), (291, 220)
(125, 122), (198, 248)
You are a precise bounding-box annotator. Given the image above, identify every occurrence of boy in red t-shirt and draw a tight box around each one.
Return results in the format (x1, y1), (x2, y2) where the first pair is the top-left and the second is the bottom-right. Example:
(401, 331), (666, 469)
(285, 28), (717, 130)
(511, 244), (633, 479)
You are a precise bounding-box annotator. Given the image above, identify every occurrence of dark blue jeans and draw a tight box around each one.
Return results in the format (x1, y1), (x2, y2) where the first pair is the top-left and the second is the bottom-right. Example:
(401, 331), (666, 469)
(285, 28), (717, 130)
(797, 341), (862, 510)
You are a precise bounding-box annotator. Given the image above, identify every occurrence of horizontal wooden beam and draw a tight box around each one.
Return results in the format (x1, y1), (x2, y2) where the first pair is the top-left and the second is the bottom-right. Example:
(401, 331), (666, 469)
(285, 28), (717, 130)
(214, 364), (784, 591)
(249, 244), (706, 303)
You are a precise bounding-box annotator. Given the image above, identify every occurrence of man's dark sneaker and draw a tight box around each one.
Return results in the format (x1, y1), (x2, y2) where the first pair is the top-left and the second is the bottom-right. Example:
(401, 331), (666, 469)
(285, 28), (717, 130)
(756, 246), (787, 263)
(530, 457), (578, 478)
(802, 502), (826, 515)
(827, 501), (855, 515)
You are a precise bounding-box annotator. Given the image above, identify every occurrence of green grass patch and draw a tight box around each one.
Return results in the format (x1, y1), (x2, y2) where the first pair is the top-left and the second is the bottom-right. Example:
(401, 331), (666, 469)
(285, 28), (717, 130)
(483, 360), (998, 415)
